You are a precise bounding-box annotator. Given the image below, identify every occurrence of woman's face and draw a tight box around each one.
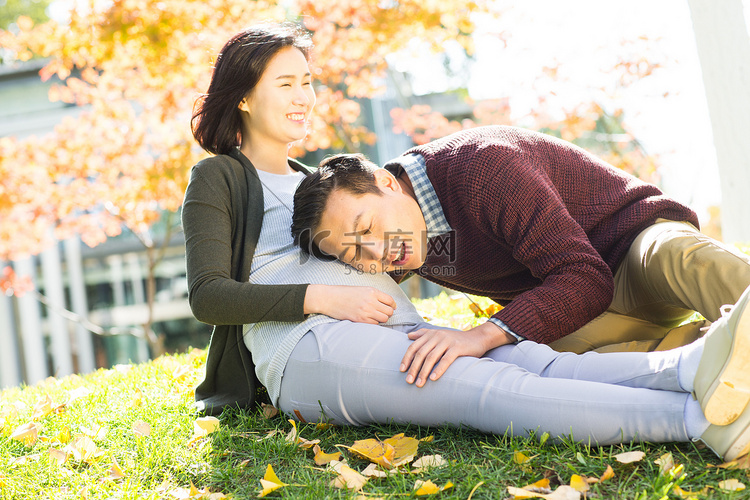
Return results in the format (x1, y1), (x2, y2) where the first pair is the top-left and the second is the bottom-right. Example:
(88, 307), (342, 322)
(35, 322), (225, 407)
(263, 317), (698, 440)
(239, 46), (316, 148)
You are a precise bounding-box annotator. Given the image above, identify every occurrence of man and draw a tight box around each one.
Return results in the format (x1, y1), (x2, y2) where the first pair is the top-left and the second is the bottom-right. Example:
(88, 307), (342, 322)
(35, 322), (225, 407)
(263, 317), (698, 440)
(291, 125), (750, 398)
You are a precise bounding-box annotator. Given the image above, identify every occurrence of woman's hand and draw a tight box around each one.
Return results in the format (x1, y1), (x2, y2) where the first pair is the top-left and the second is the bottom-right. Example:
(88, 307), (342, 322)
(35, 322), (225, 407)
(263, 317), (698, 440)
(304, 284), (397, 324)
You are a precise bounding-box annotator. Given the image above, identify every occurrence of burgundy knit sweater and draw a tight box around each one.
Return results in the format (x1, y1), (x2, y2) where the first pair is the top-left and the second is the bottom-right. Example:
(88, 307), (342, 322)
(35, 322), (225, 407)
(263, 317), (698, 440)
(403, 126), (698, 344)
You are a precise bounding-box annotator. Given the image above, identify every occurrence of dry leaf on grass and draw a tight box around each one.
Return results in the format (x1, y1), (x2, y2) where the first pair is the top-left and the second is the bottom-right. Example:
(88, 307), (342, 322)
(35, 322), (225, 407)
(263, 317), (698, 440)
(341, 433), (419, 469)
(258, 464), (288, 498)
(48, 448), (68, 465)
(329, 461), (368, 491)
(414, 479), (453, 495)
(188, 416), (219, 445)
(312, 444), (341, 465)
(132, 420), (152, 437)
(10, 422), (41, 446)
(507, 484), (581, 499)
(614, 451), (645, 464)
(718, 479), (745, 492)
(412, 454), (448, 470)
(67, 435), (104, 463)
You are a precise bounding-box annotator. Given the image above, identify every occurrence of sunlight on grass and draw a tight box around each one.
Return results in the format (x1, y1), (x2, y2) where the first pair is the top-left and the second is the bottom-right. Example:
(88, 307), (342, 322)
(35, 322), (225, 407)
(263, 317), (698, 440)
(2, 294), (749, 499)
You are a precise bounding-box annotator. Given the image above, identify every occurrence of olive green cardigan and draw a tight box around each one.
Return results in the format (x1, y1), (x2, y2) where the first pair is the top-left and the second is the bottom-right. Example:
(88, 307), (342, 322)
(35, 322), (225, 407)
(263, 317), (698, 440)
(182, 149), (313, 415)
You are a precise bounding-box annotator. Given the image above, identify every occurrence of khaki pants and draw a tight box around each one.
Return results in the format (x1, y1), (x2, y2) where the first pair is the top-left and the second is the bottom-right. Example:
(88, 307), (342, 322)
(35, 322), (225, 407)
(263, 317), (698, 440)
(549, 220), (750, 354)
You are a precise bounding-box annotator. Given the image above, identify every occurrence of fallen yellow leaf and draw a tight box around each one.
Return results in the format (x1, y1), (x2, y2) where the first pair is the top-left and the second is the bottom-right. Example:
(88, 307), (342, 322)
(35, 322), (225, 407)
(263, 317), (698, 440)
(569, 475), (589, 493)
(107, 459), (126, 480)
(718, 479), (745, 492)
(189, 416), (220, 445)
(52, 426), (71, 444)
(313, 444), (342, 466)
(48, 448), (68, 465)
(67, 435), (103, 463)
(31, 395), (53, 420)
(614, 451), (645, 464)
(384, 433), (419, 466)
(508, 485), (581, 499)
(330, 463), (368, 491)
(655, 452), (677, 476)
(362, 463), (391, 478)
(599, 464), (615, 482)
(419, 435), (434, 443)
(522, 478), (551, 490)
(10, 422), (41, 447)
(132, 420), (152, 437)
(412, 454), (448, 470)
(514, 451), (532, 464)
(258, 464), (287, 498)
(673, 485), (711, 498)
(414, 479), (454, 495)
(343, 438), (396, 468)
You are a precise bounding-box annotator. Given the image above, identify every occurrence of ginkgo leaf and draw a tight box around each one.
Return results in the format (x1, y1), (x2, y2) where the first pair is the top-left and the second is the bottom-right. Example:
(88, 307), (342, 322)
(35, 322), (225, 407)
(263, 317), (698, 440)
(508, 485), (581, 500)
(52, 426), (71, 444)
(129, 388), (144, 408)
(258, 464), (287, 498)
(48, 448), (68, 465)
(68, 435), (103, 463)
(718, 479), (745, 491)
(362, 463), (390, 478)
(313, 444), (342, 465)
(343, 439), (396, 468)
(673, 485), (711, 498)
(569, 475), (589, 493)
(31, 394), (53, 420)
(412, 454), (448, 470)
(414, 479), (454, 495)
(132, 420), (151, 437)
(655, 452), (676, 476)
(330, 463), (368, 491)
(10, 422), (41, 446)
(419, 435), (434, 443)
(514, 451), (532, 464)
(261, 404), (279, 419)
(522, 478), (551, 490)
(614, 451), (645, 463)
(598, 464), (615, 482)
(107, 459), (126, 480)
(188, 416), (220, 445)
(80, 424), (107, 440)
(384, 433), (419, 466)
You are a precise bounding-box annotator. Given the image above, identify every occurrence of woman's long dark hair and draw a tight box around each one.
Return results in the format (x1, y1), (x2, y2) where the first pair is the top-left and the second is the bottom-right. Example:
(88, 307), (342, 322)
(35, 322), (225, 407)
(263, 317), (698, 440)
(191, 22), (313, 155)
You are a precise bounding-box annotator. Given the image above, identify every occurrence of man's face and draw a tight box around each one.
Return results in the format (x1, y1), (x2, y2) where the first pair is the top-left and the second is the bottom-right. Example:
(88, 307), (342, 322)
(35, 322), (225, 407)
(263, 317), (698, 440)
(315, 170), (428, 274)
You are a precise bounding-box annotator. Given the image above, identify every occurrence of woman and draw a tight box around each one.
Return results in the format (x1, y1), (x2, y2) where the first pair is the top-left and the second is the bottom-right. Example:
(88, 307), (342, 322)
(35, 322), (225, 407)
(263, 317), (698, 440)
(183, 21), (750, 462)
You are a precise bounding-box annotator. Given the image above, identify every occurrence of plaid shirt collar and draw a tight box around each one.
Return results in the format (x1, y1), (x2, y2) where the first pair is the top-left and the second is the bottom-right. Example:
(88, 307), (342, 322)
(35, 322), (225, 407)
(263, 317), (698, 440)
(384, 153), (452, 238)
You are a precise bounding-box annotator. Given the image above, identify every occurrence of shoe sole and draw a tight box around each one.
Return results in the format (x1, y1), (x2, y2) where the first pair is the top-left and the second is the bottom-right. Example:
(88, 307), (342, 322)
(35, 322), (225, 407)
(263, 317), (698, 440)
(703, 294), (750, 426)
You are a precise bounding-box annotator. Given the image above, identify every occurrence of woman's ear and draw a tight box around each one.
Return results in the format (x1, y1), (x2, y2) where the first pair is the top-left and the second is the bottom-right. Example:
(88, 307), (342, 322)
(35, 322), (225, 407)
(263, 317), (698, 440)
(238, 98), (250, 113)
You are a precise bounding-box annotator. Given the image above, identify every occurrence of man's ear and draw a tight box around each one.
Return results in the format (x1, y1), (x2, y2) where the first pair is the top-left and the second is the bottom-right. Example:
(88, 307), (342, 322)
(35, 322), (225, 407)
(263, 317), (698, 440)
(373, 169), (401, 193)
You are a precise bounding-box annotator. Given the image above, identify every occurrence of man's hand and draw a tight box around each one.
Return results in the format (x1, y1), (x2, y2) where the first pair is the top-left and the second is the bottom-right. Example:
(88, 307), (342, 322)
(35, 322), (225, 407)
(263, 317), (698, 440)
(400, 321), (517, 387)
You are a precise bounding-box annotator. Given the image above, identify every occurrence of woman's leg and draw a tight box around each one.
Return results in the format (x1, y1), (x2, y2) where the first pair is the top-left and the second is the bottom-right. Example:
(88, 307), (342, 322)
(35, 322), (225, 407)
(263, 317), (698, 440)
(410, 321), (693, 393)
(278, 321), (690, 446)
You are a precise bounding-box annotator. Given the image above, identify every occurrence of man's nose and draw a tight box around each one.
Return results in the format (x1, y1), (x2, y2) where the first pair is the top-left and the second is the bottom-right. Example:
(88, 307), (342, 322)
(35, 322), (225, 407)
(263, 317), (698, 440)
(361, 239), (387, 263)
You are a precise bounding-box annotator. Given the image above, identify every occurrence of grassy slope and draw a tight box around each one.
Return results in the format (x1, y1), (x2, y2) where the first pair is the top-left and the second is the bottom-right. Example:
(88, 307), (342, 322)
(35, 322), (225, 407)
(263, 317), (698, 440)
(1, 294), (749, 499)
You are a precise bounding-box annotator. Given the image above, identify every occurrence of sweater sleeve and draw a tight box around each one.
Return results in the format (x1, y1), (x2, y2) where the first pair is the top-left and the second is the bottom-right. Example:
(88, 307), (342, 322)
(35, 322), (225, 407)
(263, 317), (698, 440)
(468, 148), (614, 344)
(182, 160), (308, 326)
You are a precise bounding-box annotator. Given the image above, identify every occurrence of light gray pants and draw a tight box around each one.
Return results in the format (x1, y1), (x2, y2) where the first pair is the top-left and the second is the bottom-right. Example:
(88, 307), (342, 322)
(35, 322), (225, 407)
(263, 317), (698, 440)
(278, 321), (691, 446)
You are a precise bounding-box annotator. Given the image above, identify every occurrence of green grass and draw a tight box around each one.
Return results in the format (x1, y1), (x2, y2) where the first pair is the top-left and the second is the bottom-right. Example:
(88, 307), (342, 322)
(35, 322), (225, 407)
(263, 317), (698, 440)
(2, 294), (750, 499)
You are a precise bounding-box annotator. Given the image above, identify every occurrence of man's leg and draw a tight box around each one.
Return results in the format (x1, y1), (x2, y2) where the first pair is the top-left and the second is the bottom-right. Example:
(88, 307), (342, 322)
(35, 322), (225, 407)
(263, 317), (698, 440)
(278, 321), (690, 446)
(548, 311), (707, 354)
(611, 220), (750, 325)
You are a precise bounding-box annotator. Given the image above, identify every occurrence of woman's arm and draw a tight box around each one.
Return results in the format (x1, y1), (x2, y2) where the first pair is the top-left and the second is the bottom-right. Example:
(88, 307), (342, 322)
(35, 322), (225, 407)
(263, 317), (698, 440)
(183, 160), (309, 325)
(183, 159), (397, 326)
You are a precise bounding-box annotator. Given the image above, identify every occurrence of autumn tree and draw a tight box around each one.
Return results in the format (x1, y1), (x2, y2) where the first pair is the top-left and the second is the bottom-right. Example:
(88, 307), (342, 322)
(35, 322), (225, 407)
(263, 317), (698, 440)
(0, 0), (492, 355)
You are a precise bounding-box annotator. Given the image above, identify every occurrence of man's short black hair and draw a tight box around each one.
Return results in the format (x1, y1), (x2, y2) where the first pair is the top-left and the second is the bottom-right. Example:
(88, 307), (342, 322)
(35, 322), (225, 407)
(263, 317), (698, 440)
(292, 153), (382, 258)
